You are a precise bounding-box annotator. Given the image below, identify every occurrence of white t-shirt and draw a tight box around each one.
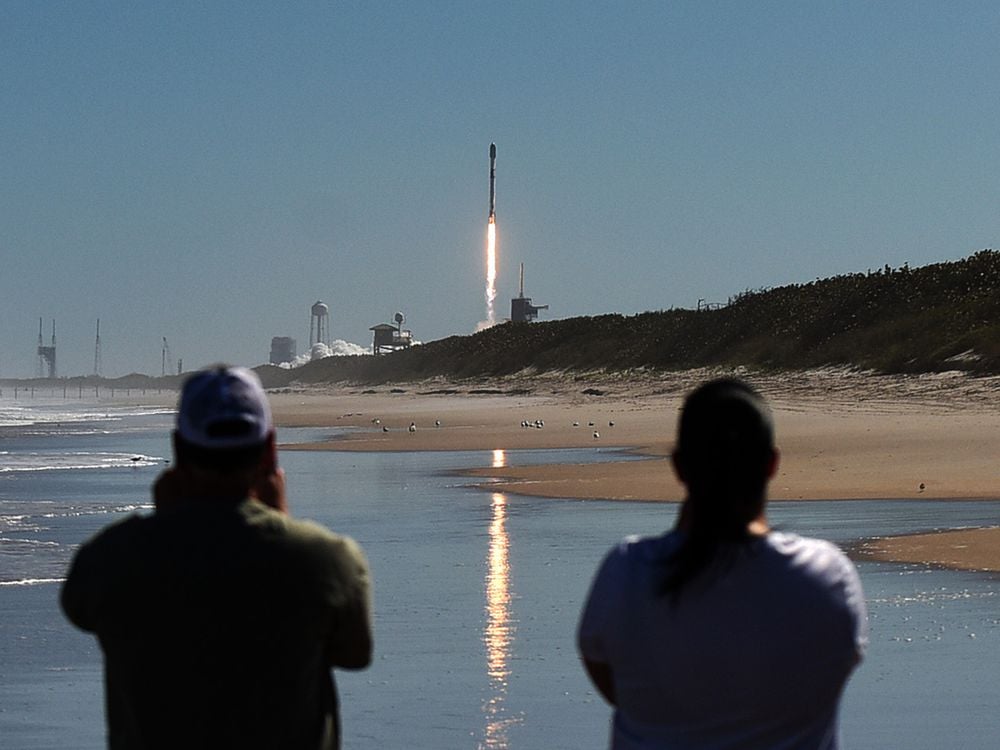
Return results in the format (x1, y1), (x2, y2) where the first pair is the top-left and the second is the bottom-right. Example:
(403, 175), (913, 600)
(578, 531), (868, 750)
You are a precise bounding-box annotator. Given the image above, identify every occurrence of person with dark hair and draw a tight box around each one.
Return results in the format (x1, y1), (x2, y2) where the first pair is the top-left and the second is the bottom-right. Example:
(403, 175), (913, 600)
(62, 367), (372, 750)
(577, 378), (867, 749)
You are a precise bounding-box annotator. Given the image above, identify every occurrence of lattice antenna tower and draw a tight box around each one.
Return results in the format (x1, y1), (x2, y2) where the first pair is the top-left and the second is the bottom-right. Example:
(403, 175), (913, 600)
(36, 318), (43, 377)
(93, 319), (102, 377)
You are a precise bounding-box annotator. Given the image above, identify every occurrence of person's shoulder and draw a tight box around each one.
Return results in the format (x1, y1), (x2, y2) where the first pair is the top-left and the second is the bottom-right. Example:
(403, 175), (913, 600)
(766, 531), (868, 648)
(289, 516), (365, 558)
(77, 511), (153, 551)
(266, 506), (348, 543)
(64, 511), (154, 588)
(765, 531), (858, 580)
(603, 531), (680, 569)
(768, 531), (845, 557)
(582, 532), (678, 614)
(246, 502), (367, 565)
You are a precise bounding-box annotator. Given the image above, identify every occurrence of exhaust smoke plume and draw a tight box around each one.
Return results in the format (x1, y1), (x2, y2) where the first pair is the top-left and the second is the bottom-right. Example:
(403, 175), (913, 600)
(277, 340), (368, 368)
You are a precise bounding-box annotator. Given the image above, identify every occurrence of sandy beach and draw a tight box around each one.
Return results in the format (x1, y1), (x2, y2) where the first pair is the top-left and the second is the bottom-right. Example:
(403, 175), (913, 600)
(271, 368), (1000, 572)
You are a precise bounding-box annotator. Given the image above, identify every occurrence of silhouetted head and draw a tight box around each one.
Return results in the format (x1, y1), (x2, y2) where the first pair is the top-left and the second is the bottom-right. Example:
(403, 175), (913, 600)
(173, 366), (273, 475)
(673, 378), (775, 505)
(662, 378), (778, 597)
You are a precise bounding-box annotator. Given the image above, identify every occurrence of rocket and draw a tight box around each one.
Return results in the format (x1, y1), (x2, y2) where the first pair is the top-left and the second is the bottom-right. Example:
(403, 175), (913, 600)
(488, 142), (496, 221)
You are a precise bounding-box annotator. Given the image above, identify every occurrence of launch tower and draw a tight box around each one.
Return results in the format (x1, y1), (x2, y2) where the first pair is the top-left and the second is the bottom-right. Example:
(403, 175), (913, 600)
(37, 319), (56, 378)
(510, 264), (548, 323)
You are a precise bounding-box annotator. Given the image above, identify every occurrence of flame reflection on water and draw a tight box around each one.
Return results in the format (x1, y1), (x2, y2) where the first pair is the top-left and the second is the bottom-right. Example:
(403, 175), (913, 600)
(481, 451), (521, 748)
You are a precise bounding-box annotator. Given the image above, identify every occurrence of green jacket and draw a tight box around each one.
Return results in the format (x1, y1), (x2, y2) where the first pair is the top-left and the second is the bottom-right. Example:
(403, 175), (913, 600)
(62, 498), (372, 750)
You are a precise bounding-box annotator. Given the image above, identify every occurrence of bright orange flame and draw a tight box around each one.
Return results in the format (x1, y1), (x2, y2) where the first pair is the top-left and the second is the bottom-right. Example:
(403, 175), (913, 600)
(486, 217), (497, 325)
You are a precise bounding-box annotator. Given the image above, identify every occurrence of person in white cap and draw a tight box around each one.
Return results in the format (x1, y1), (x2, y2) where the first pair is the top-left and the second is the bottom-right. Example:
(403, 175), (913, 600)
(577, 378), (867, 750)
(62, 366), (372, 750)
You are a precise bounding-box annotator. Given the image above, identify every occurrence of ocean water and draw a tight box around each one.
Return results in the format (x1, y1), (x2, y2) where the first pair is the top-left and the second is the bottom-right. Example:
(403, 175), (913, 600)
(1, 401), (998, 749)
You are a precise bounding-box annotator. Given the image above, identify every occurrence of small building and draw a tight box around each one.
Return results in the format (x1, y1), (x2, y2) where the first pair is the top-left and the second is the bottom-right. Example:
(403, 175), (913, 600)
(269, 336), (297, 365)
(370, 313), (412, 355)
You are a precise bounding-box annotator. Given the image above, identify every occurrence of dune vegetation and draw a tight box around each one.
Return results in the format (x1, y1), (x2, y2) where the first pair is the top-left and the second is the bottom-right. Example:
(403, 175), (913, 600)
(256, 250), (1000, 387)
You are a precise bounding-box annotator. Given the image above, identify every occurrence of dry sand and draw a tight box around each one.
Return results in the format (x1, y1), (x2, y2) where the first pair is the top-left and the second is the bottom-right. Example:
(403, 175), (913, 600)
(271, 368), (1000, 572)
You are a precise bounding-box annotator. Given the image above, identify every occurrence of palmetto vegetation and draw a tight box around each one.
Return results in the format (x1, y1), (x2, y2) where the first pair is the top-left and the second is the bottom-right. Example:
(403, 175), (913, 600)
(269, 250), (1000, 385)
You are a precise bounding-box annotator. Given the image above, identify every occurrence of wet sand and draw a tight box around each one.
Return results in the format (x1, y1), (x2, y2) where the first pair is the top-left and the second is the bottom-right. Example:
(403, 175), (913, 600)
(270, 368), (1000, 572)
(856, 527), (1000, 573)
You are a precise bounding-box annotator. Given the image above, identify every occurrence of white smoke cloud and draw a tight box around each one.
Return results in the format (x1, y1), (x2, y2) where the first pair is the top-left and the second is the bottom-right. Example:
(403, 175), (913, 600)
(278, 340), (368, 368)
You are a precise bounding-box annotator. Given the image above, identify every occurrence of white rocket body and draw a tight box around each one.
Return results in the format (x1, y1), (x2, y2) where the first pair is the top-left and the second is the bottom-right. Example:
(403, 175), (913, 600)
(489, 142), (496, 220)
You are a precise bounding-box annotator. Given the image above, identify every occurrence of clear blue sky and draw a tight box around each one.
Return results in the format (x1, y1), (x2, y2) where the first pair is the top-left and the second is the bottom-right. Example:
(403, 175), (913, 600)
(3, 1), (999, 377)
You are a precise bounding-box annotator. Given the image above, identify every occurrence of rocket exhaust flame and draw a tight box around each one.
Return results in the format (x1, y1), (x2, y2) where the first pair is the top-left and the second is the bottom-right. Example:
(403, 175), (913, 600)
(486, 216), (497, 325)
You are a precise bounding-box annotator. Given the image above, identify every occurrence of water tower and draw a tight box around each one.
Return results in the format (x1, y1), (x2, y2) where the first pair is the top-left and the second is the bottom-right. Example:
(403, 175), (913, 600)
(310, 301), (329, 346)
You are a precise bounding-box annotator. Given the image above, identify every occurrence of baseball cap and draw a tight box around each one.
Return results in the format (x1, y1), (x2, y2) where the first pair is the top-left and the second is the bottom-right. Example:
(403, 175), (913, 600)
(176, 366), (273, 449)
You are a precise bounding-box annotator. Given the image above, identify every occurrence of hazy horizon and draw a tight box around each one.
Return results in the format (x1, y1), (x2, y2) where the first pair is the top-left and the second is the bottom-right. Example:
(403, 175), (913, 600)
(4, 3), (999, 377)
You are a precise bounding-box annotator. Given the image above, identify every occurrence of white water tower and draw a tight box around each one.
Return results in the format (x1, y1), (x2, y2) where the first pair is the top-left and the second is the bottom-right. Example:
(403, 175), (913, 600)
(310, 301), (329, 346)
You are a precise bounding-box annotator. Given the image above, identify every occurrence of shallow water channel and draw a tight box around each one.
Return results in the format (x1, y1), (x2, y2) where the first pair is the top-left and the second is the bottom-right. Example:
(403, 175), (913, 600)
(1, 417), (997, 748)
